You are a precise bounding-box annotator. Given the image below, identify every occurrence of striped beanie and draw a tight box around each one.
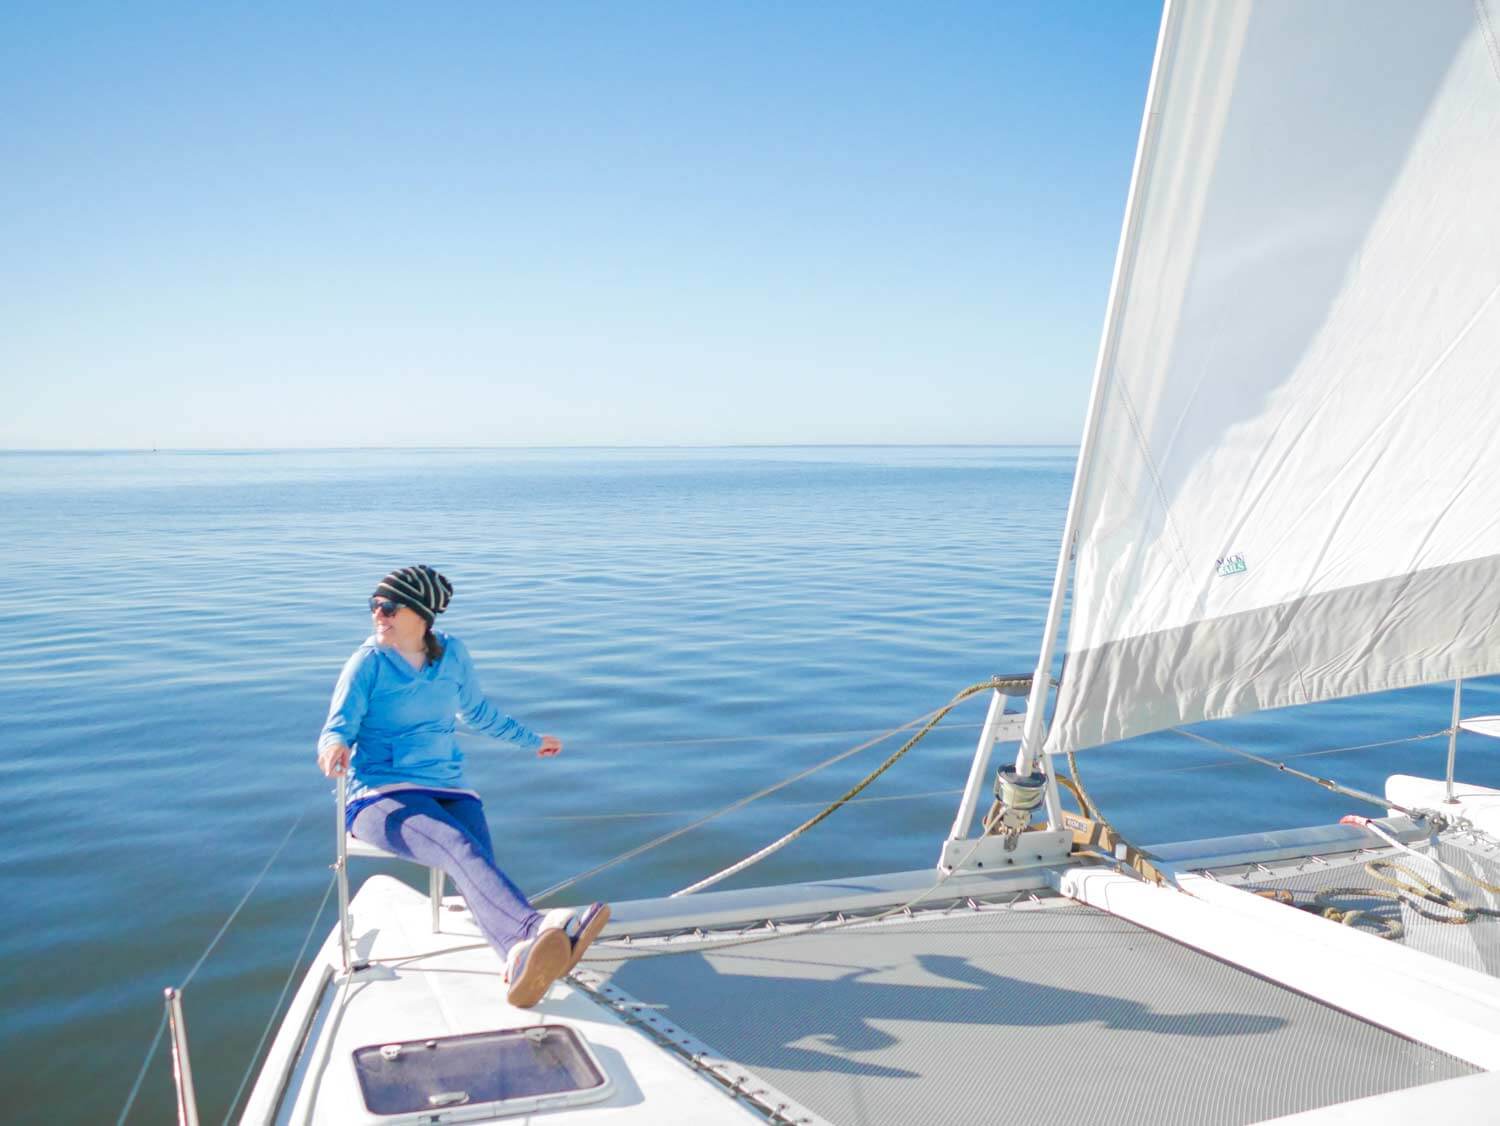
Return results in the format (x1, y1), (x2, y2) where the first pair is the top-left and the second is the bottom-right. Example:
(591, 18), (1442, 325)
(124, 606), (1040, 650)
(374, 564), (453, 624)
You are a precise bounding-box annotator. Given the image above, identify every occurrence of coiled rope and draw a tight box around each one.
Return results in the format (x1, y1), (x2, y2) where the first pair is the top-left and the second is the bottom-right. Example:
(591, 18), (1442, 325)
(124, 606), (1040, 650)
(1058, 725), (1495, 910)
(1256, 854), (1500, 941)
(1311, 816), (1500, 936)
(1152, 730), (1500, 940)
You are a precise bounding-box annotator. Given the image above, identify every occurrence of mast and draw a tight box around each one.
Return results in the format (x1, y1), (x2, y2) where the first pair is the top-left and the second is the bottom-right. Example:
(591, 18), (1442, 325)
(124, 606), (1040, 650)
(1014, 0), (1178, 783)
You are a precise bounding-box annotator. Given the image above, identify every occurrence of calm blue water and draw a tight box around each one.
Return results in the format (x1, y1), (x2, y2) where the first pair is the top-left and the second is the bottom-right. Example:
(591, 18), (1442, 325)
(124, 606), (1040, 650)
(4, 446), (1497, 1124)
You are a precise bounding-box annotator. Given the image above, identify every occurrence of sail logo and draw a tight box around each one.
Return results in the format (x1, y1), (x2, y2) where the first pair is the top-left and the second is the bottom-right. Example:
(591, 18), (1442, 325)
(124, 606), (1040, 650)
(1216, 553), (1247, 578)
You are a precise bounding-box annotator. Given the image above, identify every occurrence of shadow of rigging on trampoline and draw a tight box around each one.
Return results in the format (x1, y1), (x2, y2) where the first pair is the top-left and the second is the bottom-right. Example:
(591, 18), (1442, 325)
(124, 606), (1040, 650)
(608, 946), (1289, 1077)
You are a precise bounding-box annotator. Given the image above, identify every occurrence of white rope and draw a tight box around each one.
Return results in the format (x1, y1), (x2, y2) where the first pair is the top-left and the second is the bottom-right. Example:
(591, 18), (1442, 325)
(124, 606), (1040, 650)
(1349, 816), (1500, 893)
(220, 872), (339, 1126)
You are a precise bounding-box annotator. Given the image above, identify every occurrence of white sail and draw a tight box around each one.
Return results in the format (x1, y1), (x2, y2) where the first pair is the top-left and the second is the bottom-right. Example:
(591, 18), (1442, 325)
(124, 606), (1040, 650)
(1046, 0), (1500, 757)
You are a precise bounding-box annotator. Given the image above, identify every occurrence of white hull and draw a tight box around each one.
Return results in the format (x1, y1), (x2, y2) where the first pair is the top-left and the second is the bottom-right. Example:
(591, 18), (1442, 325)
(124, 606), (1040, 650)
(240, 775), (1500, 1125)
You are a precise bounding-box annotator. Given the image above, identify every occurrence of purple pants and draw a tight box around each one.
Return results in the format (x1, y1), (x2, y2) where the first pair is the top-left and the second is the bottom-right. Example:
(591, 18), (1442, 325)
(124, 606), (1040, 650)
(351, 791), (542, 955)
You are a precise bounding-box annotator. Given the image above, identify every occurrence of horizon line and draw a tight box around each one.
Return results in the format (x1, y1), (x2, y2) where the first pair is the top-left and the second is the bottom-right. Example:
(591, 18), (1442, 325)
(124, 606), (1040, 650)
(0, 441), (1082, 454)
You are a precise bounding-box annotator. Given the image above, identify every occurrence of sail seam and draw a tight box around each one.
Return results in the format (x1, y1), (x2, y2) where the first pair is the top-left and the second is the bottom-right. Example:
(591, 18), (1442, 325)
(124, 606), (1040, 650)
(1477, 0), (1500, 85)
(1054, 549), (1500, 754)
(1108, 379), (1194, 582)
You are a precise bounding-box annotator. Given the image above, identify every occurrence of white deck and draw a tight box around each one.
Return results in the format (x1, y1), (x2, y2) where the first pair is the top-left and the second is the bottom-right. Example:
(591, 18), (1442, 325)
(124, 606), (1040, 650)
(241, 786), (1500, 1126)
(1387, 773), (1500, 837)
(242, 876), (782, 1126)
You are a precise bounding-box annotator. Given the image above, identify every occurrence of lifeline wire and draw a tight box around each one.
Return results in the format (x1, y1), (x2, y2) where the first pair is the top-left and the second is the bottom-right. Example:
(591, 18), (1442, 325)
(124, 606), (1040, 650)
(526, 729), (1448, 825)
(578, 829), (1000, 965)
(599, 721), (984, 752)
(506, 787), (966, 824)
(180, 809), (308, 991)
(529, 696), (961, 903)
(117, 808), (308, 1124)
(1163, 729), (1449, 774)
(359, 691), (1002, 961)
(114, 1010), (169, 1126)
(1169, 727), (1442, 820)
(672, 679), (1003, 897)
(221, 871), (340, 1126)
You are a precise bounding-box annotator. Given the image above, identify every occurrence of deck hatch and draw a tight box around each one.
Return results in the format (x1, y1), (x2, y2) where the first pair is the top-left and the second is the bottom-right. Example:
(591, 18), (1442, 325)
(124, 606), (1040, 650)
(352, 1024), (610, 1119)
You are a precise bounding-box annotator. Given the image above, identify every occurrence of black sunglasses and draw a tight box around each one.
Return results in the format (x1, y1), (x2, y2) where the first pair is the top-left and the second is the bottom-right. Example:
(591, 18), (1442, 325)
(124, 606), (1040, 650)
(369, 597), (403, 617)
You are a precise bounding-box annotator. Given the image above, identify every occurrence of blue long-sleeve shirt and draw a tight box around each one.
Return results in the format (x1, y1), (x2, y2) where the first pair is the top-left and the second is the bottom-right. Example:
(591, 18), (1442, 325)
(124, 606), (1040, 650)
(319, 631), (542, 806)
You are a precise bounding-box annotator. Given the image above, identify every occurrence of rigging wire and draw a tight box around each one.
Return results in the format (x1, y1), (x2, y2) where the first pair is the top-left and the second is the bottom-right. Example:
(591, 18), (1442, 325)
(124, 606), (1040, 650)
(115, 683), (1480, 1118)
(528, 690), (982, 903)
(114, 1010), (169, 1126)
(522, 729), (1447, 827)
(1058, 727), (1451, 843)
(1168, 727), (1442, 821)
(1136, 728), (1500, 939)
(115, 809), (308, 1124)
(671, 679), (1003, 897)
(180, 810), (308, 991)
(220, 872), (340, 1126)
(587, 721), (984, 752)
(1057, 725), (1469, 895)
(1162, 728), (1449, 774)
(505, 787), (967, 824)
(578, 825), (1004, 965)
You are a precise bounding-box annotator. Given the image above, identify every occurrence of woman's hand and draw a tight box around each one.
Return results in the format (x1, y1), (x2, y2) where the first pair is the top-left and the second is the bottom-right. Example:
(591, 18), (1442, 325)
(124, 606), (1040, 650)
(319, 742), (352, 777)
(537, 735), (562, 759)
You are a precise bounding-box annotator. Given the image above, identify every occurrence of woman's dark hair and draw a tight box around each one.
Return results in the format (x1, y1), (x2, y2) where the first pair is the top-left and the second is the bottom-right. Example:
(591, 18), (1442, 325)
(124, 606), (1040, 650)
(423, 627), (445, 663)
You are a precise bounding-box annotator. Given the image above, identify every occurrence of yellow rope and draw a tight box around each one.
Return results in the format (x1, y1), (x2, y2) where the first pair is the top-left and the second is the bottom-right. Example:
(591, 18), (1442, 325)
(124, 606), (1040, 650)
(673, 677), (1012, 897)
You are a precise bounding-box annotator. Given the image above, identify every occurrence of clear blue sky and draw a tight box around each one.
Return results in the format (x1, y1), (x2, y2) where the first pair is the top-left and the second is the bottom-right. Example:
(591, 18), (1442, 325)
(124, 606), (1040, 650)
(1, 2), (1161, 449)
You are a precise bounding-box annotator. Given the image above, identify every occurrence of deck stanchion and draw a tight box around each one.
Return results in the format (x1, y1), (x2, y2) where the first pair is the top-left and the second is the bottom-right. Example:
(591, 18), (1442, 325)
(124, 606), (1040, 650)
(1446, 679), (1462, 804)
(165, 987), (200, 1126)
(336, 773), (352, 972)
(946, 688), (1011, 846)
